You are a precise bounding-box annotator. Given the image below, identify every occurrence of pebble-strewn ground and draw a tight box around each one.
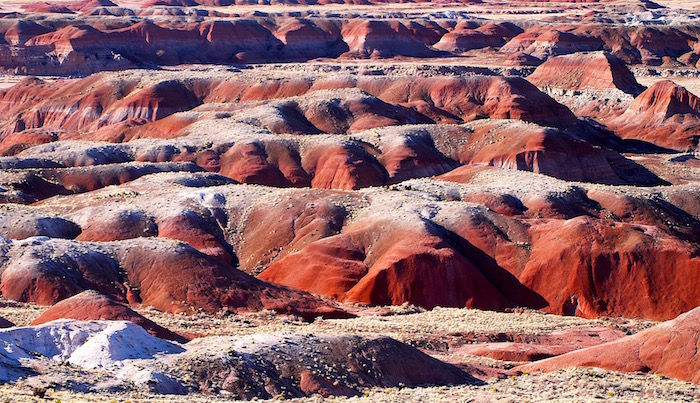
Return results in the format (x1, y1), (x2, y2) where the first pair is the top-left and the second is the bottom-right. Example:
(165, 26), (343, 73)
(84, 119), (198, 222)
(1, 367), (698, 402)
(0, 301), (679, 402)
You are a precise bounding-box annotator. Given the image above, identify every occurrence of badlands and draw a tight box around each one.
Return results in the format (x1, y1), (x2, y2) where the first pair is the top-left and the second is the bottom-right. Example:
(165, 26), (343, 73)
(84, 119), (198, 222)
(0, 0), (699, 401)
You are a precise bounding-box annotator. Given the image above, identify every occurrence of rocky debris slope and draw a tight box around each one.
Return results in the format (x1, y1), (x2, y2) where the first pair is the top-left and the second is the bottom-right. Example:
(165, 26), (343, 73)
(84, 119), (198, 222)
(165, 332), (475, 398)
(0, 319), (475, 398)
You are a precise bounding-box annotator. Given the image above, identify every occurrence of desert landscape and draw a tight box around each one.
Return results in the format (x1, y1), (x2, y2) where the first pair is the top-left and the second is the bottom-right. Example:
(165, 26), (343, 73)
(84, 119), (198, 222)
(0, 0), (699, 401)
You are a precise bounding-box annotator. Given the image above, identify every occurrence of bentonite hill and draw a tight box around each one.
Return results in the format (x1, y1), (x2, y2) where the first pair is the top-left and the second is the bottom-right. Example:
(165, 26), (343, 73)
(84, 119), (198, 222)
(0, 0), (699, 401)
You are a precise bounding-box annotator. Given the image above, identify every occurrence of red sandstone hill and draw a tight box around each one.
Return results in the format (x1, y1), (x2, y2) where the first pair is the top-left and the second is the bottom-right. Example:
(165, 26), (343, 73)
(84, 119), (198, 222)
(0, 236), (350, 320)
(0, 74), (578, 140)
(0, 12), (692, 75)
(500, 24), (691, 66)
(31, 291), (188, 342)
(20, 2), (75, 14)
(434, 22), (523, 53)
(0, 163), (697, 320)
(501, 29), (605, 60)
(0, 122), (662, 201)
(518, 306), (700, 384)
(606, 80), (700, 151)
(244, 176), (699, 319)
(2, 73), (656, 192)
(527, 51), (643, 94)
(259, 215), (510, 310)
(445, 120), (659, 186)
(340, 20), (441, 59)
(4, 21), (52, 46)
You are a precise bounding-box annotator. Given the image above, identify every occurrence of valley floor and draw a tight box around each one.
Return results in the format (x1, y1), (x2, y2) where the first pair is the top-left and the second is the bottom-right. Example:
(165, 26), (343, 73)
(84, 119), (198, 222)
(1, 301), (697, 402)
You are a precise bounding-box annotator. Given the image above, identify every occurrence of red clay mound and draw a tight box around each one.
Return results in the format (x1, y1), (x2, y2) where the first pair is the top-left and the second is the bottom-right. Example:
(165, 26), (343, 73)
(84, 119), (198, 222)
(0, 239), (130, 306)
(48, 162), (202, 193)
(628, 80), (700, 117)
(115, 240), (351, 319)
(94, 113), (197, 142)
(4, 20), (53, 46)
(0, 237), (350, 320)
(292, 90), (431, 134)
(21, 2), (75, 14)
(357, 76), (578, 128)
(236, 192), (351, 275)
(31, 290), (187, 342)
(340, 20), (440, 59)
(434, 22), (522, 52)
(504, 51), (542, 67)
(156, 210), (234, 264)
(68, 0), (118, 12)
(502, 29), (604, 60)
(205, 133), (393, 191)
(74, 207), (157, 242)
(442, 120), (663, 186)
(97, 80), (202, 126)
(403, 20), (448, 46)
(434, 30), (505, 52)
(460, 327), (625, 363)
(259, 235), (368, 301)
(521, 216), (700, 320)
(218, 141), (301, 187)
(0, 130), (56, 156)
(629, 26), (691, 66)
(196, 19), (283, 62)
(607, 80), (700, 150)
(0, 74), (139, 135)
(528, 51), (643, 94)
(518, 306), (700, 384)
(260, 215), (509, 310)
(378, 131), (458, 183)
(206, 78), (312, 103)
(275, 19), (345, 59)
(303, 142), (388, 190)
